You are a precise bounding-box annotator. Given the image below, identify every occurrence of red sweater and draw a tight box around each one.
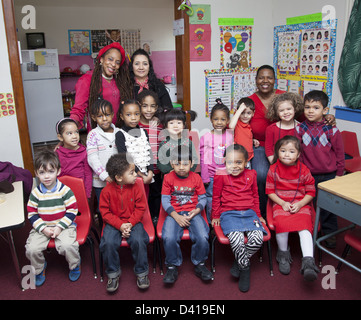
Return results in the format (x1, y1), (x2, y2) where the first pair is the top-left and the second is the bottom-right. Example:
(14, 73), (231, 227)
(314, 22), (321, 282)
(249, 90), (285, 146)
(99, 179), (147, 230)
(212, 168), (261, 219)
(265, 122), (297, 157)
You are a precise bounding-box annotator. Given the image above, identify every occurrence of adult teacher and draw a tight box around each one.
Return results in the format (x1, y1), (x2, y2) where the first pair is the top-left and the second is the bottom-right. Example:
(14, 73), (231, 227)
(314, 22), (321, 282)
(249, 65), (285, 217)
(129, 49), (173, 109)
(70, 42), (132, 131)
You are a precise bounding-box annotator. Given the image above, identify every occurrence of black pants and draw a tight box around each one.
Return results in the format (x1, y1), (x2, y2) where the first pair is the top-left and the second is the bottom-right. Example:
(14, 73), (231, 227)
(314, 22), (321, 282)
(148, 172), (163, 219)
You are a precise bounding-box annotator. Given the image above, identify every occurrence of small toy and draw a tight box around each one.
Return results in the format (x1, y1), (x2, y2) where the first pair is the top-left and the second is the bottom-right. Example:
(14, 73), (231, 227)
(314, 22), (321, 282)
(178, 0), (193, 17)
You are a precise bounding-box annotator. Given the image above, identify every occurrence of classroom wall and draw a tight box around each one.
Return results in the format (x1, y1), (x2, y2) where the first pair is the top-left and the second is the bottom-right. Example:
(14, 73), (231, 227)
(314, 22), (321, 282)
(0, 1), (24, 167)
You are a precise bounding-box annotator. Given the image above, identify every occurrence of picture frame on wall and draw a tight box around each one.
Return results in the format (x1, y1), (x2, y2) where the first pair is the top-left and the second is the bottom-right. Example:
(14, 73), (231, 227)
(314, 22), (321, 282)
(68, 30), (91, 56)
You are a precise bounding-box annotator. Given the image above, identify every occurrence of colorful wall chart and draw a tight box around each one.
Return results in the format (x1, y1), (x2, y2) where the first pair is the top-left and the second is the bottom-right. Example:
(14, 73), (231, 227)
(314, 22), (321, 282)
(220, 26), (252, 69)
(0, 93), (16, 118)
(274, 20), (337, 104)
(205, 68), (257, 117)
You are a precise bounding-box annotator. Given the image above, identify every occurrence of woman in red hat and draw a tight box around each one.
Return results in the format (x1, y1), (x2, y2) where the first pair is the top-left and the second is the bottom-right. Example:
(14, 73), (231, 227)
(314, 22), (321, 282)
(70, 43), (132, 131)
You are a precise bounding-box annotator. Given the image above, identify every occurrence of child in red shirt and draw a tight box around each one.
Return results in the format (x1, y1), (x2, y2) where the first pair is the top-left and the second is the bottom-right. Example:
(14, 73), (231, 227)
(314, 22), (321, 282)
(212, 144), (266, 292)
(161, 145), (213, 284)
(99, 153), (150, 293)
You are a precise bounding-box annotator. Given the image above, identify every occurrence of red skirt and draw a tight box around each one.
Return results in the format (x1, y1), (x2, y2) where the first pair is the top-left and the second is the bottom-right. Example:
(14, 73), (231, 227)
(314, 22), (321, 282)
(273, 204), (313, 234)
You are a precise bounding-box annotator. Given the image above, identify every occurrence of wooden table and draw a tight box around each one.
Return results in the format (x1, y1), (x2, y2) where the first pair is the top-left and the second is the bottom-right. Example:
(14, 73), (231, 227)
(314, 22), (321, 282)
(0, 181), (25, 289)
(313, 172), (361, 273)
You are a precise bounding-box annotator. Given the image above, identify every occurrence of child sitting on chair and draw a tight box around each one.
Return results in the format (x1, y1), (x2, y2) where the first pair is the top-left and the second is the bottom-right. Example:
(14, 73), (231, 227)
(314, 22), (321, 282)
(161, 145), (213, 284)
(25, 150), (80, 286)
(212, 144), (267, 293)
(99, 153), (150, 293)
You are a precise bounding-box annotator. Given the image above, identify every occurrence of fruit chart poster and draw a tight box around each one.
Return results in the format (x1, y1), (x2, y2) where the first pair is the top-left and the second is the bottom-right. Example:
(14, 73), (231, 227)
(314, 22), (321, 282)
(274, 20), (337, 104)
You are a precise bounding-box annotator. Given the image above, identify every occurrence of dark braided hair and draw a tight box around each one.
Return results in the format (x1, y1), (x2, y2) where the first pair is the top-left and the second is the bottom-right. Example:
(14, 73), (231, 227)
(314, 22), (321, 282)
(88, 47), (132, 118)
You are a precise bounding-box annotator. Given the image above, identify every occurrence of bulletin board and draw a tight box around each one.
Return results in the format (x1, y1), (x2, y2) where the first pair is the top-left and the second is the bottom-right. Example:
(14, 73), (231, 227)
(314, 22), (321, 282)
(205, 68), (257, 117)
(273, 19), (337, 105)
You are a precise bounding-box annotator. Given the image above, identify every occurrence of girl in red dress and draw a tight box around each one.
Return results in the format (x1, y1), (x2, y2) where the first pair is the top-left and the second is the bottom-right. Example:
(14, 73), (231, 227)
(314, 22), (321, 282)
(266, 136), (319, 281)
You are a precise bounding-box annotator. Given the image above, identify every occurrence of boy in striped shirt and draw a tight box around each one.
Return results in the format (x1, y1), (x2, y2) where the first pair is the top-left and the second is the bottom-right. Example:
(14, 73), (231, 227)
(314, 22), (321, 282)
(25, 150), (81, 286)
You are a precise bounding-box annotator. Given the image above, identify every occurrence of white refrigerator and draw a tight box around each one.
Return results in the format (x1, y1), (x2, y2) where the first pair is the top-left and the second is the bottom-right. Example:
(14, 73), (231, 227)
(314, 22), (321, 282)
(21, 48), (64, 145)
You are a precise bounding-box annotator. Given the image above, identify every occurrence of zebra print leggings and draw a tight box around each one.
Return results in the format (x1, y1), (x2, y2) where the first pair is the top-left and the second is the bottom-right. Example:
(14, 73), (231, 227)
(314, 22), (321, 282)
(227, 230), (263, 269)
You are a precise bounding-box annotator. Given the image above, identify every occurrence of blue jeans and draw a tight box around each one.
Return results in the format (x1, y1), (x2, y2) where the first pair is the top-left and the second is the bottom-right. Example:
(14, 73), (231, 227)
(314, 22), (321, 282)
(100, 223), (149, 278)
(205, 178), (214, 223)
(162, 211), (210, 266)
(250, 146), (270, 218)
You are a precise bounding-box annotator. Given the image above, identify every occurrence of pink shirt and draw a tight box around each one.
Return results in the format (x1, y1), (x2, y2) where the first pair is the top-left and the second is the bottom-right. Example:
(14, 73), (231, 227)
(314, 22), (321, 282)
(70, 71), (120, 132)
(199, 130), (234, 183)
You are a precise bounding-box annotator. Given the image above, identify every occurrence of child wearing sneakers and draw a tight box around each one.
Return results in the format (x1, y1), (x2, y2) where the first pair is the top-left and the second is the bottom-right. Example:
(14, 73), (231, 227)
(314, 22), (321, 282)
(161, 145), (213, 284)
(25, 150), (81, 286)
(99, 153), (150, 293)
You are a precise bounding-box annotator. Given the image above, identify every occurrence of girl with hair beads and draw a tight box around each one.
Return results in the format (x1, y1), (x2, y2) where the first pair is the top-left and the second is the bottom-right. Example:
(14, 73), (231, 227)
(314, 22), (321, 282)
(266, 136), (319, 281)
(157, 108), (198, 175)
(137, 90), (170, 219)
(55, 118), (92, 199)
(115, 100), (154, 189)
(265, 92), (304, 164)
(200, 98), (233, 222)
(70, 43), (132, 132)
(86, 99), (120, 207)
(212, 144), (267, 292)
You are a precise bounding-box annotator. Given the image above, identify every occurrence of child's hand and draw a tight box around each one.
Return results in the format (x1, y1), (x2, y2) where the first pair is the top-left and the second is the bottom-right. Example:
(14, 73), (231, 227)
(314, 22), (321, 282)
(105, 176), (113, 184)
(236, 103), (246, 115)
(120, 223), (132, 238)
(253, 139), (260, 148)
(289, 202), (302, 214)
(52, 226), (62, 238)
(259, 217), (266, 225)
(42, 227), (54, 238)
(211, 218), (220, 227)
(142, 172), (154, 185)
(186, 208), (200, 221)
(281, 201), (292, 212)
(171, 212), (191, 228)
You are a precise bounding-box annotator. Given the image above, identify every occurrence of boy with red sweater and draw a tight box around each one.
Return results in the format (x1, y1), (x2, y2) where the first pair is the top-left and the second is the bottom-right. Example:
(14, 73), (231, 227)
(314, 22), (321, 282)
(99, 153), (150, 293)
(296, 90), (344, 248)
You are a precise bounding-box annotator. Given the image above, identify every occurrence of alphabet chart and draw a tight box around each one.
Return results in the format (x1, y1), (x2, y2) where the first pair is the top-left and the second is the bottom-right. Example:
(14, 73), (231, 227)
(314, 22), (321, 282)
(205, 68), (257, 117)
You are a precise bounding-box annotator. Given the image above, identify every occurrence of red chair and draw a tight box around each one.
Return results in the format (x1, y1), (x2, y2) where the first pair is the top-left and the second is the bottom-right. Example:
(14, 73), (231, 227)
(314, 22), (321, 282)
(188, 130), (201, 173)
(99, 178), (158, 281)
(336, 227), (361, 273)
(211, 219), (273, 275)
(47, 176), (98, 278)
(156, 206), (209, 275)
(266, 199), (322, 267)
(341, 131), (361, 173)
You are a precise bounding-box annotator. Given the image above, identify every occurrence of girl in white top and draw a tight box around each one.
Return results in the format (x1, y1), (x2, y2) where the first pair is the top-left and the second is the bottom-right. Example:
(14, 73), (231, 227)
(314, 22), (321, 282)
(87, 99), (120, 204)
(115, 100), (154, 188)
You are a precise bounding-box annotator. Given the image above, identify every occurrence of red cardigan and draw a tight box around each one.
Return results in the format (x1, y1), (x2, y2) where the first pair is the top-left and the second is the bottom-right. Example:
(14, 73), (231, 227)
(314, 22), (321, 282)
(99, 180), (147, 230)
(212, 168), (261, 219)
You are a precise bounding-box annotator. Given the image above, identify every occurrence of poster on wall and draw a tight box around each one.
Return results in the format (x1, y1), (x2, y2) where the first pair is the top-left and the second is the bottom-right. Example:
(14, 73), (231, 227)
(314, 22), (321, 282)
(220, 26), (252, 69)
(91, 29), (122, 55)
(190, 24), (211, 61)
(205, 68), (257, 117)
(121, 29), (141, 57)
(189, 4), (211, 24)
(68, 30), (91, 56)
(0, 93), (16, 118)
(274, 20), (337, 104)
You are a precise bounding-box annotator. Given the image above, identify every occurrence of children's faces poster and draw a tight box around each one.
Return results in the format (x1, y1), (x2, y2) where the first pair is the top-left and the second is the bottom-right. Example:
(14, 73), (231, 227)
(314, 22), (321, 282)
(274, 20), (337, 103)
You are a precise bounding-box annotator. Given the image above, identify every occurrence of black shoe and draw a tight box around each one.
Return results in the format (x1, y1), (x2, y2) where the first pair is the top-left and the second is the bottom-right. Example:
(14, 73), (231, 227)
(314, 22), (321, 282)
(106, 276), (119, 293)
(238, 266), (250, 293)
(230, 260), (240, 278)
(194, 262), (214, 281)
(163, 265), (178, 284)
(300, 257), (319, 282)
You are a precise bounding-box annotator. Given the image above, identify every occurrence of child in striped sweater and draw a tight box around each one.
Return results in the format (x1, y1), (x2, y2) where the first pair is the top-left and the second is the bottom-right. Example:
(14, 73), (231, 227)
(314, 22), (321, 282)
(25, 150), (81, 286)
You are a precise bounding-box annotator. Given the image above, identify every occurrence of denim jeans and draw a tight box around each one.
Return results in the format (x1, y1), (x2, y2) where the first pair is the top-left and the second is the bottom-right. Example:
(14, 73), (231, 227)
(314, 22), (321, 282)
(205, 178), (214, 223)
(313, 172), (338, 235)
(162, 211), (210, 266)
(250, 146), (270, 218)
(100, 223), (149, 278)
